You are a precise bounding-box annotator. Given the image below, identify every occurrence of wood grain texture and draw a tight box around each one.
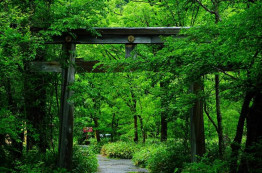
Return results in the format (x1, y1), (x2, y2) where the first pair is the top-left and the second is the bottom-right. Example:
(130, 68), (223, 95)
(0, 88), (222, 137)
(58, 43), (75, 171)
(190, 81), (206, 162)
(30, 59), (103, 73)
(41, 27), (188, 44)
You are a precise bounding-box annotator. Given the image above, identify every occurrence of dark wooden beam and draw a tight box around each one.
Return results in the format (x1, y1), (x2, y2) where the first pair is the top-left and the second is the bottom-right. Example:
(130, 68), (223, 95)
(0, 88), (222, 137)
(30, 59), (104, 73)
(43, 27), (188, 44)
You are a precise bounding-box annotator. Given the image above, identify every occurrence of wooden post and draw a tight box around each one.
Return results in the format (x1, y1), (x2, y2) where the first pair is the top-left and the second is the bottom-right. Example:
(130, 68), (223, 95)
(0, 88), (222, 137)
(58, 38), (76, 171)
(125, 43), (136, 59)
(190, 81), (205, 162)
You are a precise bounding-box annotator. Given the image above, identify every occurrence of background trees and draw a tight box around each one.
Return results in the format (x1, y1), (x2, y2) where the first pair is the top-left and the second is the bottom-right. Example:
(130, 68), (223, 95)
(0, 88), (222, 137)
(0, 0), (261, 172)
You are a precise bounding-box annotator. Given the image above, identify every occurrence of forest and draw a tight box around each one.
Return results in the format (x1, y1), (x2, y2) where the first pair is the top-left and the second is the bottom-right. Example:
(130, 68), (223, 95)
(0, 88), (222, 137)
(0, 0), (262, 173)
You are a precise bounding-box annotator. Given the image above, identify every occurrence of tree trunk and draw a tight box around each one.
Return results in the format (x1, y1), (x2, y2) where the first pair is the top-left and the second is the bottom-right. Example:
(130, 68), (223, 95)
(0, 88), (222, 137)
(138, 115), (146, 143)
(183, 112), (190, 154)
(160, 81), (168, 142)
(130, 89), (138, 143)
(215, 74), (224, 157)
(238, 92), (262, 173)
(134, 115), (138, 143)
(156, 121), (160, 138)
(94, 117), (101, 142)
(230, 91), (254, 173)
(111, 113), (115, 142)
(161, 114), (168, 142)
(190, 81), (205, 161)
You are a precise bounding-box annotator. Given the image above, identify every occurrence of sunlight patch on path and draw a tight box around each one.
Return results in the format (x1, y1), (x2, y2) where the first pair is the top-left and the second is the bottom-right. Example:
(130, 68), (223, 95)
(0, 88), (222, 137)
(97, 154), (148, 173)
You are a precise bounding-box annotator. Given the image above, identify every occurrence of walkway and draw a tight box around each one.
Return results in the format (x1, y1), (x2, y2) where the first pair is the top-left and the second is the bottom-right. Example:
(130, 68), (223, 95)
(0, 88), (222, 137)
(97, 154), (148, 173)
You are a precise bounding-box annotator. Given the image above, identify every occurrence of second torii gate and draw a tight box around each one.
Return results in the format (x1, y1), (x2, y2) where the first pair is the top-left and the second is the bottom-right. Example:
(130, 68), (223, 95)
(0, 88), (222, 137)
(31, 27), (205, 170)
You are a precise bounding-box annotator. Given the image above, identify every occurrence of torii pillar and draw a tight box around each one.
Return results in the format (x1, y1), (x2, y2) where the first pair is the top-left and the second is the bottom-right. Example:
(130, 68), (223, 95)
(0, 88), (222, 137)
(58, 36), (75, 171)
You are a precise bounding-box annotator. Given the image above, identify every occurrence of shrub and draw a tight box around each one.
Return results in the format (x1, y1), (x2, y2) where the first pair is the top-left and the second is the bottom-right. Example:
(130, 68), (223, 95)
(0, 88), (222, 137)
(13, 147), (97, 173)
(14, 150), (68, 173)
(72, 146), (98, 173)
(181, 158), (228, 173)
(101, 141), (138, 159)
(88, 138), (109, 154)
(132, 144), (159, 167)
(147, 143), (190, 173)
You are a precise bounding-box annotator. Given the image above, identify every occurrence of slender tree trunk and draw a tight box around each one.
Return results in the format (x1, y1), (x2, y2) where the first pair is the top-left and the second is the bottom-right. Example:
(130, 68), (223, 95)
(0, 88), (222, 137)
(111, 113), (115, 142)
(230, 91), (254, 173)
(238, 92), (262, 173)
(138, 115), (146, 143)
(161, 114), (168, 142)
(94, 117), (101, 142)
(156, 121), (160, 139)
(0, 134), (5, 157)
(130, 89), (139, 143)
(134, 115), (138, 143)
(215, 74), (224, 157)
(183, 112), (190, 153)
(160, 81), (168, 142)
(190, 80), (206, 161)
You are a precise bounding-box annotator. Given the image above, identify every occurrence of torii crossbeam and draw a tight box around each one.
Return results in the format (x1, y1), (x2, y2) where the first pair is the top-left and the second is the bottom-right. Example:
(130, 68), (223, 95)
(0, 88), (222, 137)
(33, 27), (204, 170)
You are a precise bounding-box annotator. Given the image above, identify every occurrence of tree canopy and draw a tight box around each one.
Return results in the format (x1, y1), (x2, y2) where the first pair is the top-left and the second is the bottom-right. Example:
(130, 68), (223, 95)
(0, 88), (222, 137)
(0, 0), (261, 173)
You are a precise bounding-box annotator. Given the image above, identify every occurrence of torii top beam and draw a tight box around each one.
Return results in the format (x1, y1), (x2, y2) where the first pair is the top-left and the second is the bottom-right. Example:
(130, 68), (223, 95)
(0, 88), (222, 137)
(47, 27), (189, 44)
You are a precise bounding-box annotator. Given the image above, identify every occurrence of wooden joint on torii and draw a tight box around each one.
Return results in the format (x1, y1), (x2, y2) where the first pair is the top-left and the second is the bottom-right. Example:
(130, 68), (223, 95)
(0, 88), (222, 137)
(32, 27), (205, 170)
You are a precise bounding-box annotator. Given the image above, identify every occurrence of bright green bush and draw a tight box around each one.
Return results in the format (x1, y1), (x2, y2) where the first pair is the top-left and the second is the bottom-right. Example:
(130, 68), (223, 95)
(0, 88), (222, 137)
(101, 141), (138, 159)
(132, 144), (159, 167)
(72, 146), (98, 173)
(147, 143), (190, 173)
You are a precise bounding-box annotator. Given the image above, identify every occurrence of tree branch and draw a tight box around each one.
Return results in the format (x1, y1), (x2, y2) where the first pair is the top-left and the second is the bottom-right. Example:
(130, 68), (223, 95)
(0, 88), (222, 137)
(204, 102), (219, 132)
(195, 0), (216, 14)
(212, 66), (238, 80)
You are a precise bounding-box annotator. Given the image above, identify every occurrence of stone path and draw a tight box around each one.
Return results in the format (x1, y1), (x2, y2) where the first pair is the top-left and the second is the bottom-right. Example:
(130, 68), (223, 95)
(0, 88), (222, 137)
(97, 154), (148, 173)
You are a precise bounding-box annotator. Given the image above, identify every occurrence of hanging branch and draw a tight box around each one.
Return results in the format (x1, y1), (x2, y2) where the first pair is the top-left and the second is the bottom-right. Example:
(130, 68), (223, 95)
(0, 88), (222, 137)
(204, 102), (218, 133)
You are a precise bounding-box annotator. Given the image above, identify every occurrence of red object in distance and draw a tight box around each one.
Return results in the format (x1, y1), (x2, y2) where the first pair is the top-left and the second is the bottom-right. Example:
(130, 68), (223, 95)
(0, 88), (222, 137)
(83, 127), (93, 133)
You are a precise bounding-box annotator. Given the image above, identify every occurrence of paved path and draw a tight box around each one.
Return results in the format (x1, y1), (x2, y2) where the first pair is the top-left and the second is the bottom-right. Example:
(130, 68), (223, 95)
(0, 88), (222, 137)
(97, 154), (148, 173)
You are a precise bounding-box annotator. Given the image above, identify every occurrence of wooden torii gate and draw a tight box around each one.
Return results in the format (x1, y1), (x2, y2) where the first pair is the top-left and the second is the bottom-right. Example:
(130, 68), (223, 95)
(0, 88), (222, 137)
(31, 27), (205, 170)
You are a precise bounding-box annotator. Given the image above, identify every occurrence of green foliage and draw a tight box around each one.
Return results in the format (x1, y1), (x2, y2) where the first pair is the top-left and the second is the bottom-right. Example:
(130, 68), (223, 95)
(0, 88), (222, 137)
(72, 146), (98, 173)
(1, 0), (262, 172)
(182, 158), (228, 173)
(88, 138), (110, 154)
(238, 139), (262, 173)
(132, 144), (160, 167)
(14, 150), (66, 173)
(101, 141), (138, 159)
(146, 143), (190, 173)
(11, 147), (97, 173)
(102, 141), (191, 172)
(0, 109), (20, 142)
